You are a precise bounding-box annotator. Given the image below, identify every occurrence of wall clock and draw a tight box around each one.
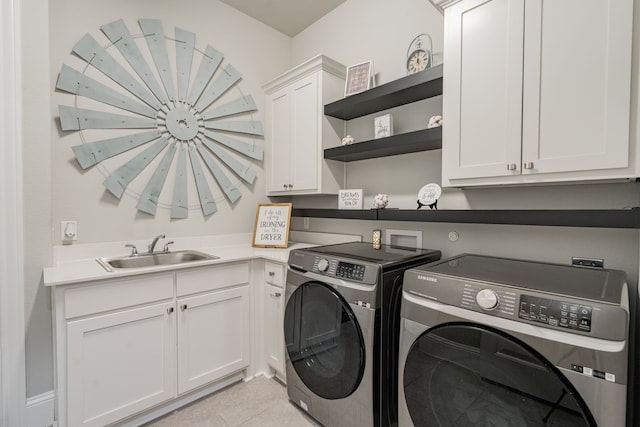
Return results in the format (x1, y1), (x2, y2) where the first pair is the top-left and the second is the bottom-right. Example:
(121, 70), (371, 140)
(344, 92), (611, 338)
(56, 18), (263, 218)
(406, 33), (433, 74)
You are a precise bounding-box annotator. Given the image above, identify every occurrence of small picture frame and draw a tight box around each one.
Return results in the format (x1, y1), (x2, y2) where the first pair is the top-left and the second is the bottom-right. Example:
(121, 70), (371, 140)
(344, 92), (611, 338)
(344, 60), (373, 97)
(374, 114), (393, 139)
(252, 203), (292, 248)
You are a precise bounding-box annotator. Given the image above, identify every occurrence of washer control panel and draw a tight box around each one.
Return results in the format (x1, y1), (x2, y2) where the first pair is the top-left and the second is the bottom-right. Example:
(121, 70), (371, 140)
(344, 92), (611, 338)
(310, 257), (370, 282)
(519, 295), (592, 332)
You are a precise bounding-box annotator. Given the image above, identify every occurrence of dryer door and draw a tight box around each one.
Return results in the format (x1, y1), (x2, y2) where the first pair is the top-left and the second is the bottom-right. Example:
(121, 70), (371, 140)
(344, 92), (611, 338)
(403, 323), (596, 426)
(284, 281), (365, 400)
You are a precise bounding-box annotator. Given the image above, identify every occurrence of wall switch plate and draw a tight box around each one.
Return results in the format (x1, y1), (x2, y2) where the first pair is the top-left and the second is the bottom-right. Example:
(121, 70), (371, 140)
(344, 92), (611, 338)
(61, 221), (77, 241)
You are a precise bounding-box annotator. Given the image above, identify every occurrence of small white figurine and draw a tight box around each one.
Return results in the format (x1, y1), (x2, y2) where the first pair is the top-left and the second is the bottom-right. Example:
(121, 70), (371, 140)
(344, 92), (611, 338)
(372, 193), (389, 209)
(341, 135), (355, 145)
(427, 115), (443, 128)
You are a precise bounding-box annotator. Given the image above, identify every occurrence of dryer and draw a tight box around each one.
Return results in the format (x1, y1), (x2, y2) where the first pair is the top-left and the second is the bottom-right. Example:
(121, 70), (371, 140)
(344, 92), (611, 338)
(398, 254), (629, 427)
(285, 242), (440, 427)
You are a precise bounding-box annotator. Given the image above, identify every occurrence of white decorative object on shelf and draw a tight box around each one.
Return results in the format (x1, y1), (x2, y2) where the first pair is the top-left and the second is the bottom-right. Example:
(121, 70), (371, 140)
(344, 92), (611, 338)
(341, 135), (355, 145)
(428, 115), (443, 128)
(374, 114), (393, 139)
(417, 183), (442, 209)
(372, 193), (389, 209)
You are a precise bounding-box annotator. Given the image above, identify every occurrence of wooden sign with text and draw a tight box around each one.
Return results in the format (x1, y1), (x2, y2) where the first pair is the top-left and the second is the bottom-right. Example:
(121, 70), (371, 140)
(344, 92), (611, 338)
(252, 203), (292, 248)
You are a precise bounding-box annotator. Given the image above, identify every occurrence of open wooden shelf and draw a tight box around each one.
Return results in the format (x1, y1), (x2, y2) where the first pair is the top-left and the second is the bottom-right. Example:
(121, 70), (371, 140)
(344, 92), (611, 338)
(291, 207), (640, 229)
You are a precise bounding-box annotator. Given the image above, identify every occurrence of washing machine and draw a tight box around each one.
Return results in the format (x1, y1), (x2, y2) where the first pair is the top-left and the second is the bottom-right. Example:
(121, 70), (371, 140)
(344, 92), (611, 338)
(398, 254), (629, 427)
(284, 242), (441, 427)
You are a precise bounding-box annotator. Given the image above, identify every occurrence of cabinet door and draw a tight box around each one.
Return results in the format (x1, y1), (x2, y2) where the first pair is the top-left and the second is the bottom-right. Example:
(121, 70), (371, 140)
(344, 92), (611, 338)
(443, 0), (524, 180)
(290, 73), (320, 191)
(67, 302), (176, 427)
(264, 283), (285, 376)
(177, 286), (250, 394)
(521, 0), (633, 175)
(266, 87), (292, 192)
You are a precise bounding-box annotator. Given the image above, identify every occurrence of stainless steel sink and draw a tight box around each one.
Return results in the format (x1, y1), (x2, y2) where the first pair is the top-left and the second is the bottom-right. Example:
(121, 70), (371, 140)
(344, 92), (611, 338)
(97, 250), (219, 272)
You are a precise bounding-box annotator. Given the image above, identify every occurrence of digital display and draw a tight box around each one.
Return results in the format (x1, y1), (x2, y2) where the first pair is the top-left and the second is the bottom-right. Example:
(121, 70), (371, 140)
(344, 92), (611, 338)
(519, 295), (592, 332)
(336, 262), (365, 281)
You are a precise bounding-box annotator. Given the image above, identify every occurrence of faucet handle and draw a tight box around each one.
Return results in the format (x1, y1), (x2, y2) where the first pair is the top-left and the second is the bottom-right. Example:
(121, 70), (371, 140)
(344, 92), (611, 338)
(163, 241), (174, 253)
(125, 244), (138, 256)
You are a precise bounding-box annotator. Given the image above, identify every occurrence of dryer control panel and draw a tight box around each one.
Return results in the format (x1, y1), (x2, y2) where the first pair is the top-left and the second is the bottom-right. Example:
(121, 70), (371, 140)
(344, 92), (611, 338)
(519, 295), (592, 332)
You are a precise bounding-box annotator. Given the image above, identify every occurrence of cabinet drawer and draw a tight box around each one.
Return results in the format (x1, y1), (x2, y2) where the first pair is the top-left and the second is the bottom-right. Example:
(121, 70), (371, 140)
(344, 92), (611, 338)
(265, 261), (285, 288)
(64, 274), (174, 319)
(177, 262), (249, 296)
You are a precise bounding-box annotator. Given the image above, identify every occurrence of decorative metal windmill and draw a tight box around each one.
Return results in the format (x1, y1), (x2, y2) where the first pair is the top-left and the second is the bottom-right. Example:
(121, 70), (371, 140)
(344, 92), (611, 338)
(57, 18), (263, 218)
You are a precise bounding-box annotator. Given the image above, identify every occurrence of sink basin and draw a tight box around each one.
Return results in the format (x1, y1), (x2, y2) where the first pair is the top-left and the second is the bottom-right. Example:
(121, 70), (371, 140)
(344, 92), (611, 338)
(97, 250), (219, 272)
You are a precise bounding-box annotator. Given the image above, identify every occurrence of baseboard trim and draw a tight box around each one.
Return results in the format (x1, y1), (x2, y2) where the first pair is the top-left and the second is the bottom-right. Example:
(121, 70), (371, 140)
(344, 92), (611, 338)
(26, 391), (55, 427)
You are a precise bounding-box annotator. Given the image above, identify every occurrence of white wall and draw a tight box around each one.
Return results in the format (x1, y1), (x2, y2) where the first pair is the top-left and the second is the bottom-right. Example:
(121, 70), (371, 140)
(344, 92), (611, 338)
(49, 0), (292, 244)
(21, 0), (293, 400)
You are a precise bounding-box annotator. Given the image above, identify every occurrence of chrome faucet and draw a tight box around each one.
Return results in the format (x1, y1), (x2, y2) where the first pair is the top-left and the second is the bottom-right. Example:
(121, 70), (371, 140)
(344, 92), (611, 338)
(148, 234), (165, 254)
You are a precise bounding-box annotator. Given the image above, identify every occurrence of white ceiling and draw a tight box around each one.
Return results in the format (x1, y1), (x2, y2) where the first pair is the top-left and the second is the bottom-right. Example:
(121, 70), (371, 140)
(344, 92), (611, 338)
(219, 0), (347, 37)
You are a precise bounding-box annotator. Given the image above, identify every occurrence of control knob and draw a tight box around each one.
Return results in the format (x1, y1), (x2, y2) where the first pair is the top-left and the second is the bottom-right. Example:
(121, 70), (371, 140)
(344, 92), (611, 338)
(317, 258), (330, 272)
(476, 289), (499, 310)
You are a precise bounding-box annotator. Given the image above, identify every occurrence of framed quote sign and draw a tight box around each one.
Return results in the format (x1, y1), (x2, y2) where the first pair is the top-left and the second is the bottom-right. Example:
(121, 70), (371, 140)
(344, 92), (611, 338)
(344, 60), (373, 97)
(252, 203), (292, 248)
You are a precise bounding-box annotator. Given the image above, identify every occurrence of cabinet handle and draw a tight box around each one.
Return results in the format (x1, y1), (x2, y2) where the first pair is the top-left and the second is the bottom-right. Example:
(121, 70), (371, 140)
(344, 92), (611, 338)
(507, 163), (517, 171)
(270, 292), (282, 298)
(524, 162), (534, 169)
(180, 304), (188, 311)
(283, 184), (287, 189)
(288, 184), (293, 189)
(167, 307), (174, 314)
(268, 271), (275, 276)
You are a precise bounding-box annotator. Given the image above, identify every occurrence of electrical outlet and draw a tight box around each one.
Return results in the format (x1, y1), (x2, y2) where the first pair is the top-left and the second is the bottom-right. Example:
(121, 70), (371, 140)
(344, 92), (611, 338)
(303, 217), (310, 229)
(61, 221), (77, 241)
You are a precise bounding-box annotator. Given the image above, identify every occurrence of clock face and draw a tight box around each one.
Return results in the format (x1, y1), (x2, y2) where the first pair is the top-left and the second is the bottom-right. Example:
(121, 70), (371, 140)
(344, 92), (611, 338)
(407, 49), (430, 74)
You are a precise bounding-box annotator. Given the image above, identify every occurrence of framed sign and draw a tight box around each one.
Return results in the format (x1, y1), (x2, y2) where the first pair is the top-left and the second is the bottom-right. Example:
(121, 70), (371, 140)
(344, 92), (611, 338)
(252, 203), (292, 248)
(339, 189), (363, 210)
(344, 60), (373, 97)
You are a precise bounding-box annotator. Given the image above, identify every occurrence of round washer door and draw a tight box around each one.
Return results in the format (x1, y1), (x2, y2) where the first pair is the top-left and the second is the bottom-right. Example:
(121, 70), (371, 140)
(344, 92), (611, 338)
(403, 323), (596, 426)
(284, 281), (365, 400)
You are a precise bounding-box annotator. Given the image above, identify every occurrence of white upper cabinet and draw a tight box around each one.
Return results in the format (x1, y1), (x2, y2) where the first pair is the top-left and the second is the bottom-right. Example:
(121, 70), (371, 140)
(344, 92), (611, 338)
(263, 55), (345, 195)
(442, 0), (634, 186)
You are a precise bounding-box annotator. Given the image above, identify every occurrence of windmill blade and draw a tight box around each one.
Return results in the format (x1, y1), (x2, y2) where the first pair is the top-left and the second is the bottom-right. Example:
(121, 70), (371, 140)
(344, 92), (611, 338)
(203, 120), (263, 136)
(72, 130), (162, 169)
(200, 95), (257, 120)
(103, 138), (169, 199)
(59, 105), (157, 130)
(137, 143), (177, 215)
(196, 141), (241, 203)
(100, 19), (169, 105)
(188, 142), (217, 215)
(57, 65), (157, 118)
(201, 130), (263, 160)
(175, 27), (195, 103)
(200, 138), (256, 184)
(72, 33), (161, 110)
(187, 45), (223, 107)
(171, 144), (189, 219)
(139, 19), (176, 101)
(194, 64), (241, 112)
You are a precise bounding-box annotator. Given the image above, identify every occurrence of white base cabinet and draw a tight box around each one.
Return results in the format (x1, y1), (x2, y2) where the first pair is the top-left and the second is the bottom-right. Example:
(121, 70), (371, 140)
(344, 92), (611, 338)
(442, 0), (635, 187)
(53, 262), (251, 427)
(263, 54), (345, 196)
(262, 261), (286, 380)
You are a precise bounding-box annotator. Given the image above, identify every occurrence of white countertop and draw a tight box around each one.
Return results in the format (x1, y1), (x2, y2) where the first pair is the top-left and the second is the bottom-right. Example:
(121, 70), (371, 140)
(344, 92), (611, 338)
(43, 231), (361, 287)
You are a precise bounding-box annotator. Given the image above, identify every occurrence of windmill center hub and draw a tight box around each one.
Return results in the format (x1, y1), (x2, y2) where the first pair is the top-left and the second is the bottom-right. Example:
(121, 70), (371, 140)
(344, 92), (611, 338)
(165, 107), (199, 141)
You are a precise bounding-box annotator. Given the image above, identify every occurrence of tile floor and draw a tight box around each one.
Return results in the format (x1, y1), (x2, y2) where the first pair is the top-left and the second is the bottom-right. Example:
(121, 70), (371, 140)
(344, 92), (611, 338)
(143, 376), (321, 427)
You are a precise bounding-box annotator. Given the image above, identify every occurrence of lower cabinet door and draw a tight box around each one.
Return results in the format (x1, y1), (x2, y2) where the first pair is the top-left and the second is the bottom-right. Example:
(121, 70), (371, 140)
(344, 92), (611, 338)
(177, 285), (250, 394)
(264, 283), (285, 377)
(66, 302), (177, 427)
